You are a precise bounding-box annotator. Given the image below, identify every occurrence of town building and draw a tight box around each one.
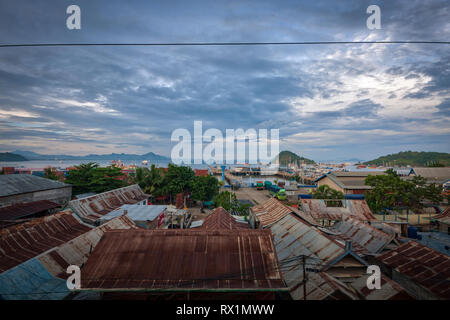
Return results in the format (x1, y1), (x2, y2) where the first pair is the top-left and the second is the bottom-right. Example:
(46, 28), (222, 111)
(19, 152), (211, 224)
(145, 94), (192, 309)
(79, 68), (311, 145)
(0, 200), (61, 228)
(314, 171), (386, 194)
(0, 174), (72, 208)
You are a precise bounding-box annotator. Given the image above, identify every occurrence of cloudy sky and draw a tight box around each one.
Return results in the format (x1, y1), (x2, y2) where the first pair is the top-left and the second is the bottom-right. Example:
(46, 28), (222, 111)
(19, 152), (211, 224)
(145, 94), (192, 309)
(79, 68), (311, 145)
(0, 0), (449, 161)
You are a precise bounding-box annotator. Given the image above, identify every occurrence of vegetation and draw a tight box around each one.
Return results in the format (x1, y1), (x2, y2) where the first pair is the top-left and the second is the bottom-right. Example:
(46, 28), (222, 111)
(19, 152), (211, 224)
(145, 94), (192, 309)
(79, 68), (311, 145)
(44, 167), (60, 181)
(191, 175), (220, 202)
(131, 165), (165, 195)
(0, 152), (28, 161)
(365, 169), (443, 214)
(213, 191), (251, 216)
(65, 162), (126, 195)
(275, 150), (315, 167)
(312, 185), (345, 206)
(364, 151), (450, 167)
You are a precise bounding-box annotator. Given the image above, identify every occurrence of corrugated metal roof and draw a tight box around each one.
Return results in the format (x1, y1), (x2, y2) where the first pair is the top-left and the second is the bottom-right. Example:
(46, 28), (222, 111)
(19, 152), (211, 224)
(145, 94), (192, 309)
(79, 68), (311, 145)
(201, 207), (249, 230)
(0, 210), (92, 273)
(331, 216), (395, 254)
(350, 274), (414, 300)
(250, 198), (316, 228)
(291, 272), (358, 300)
(377, 240), (450, 299)
(79, 229), (287, 292)
(433, 207), (450, 225)
(69, 184), (149, 222)
(0, 174), (71, 198)
(0, 215), (137, 300)
(0, 200), (60, 221)
(300, 199), (376, 221)
(99, 204), (166, 222)
(411, 167), (450, 184)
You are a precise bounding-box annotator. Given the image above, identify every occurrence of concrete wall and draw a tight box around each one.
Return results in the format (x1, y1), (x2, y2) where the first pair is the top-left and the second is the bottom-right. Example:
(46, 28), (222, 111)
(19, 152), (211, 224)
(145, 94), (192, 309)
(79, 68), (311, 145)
(317, 176), (345, 193)
(0, 186), (72, 208)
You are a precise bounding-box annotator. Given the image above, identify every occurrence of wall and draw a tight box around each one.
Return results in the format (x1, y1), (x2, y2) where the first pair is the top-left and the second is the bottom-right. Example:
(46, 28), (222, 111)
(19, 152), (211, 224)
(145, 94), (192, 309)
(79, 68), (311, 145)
(0, 186), (72, 208)
(317, 176), (345, 193)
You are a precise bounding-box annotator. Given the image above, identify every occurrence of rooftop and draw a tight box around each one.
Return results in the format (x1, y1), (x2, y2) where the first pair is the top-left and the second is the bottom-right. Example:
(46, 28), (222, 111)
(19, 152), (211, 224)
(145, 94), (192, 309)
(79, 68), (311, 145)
(377, 240), (450, 299)
(201, 207), (249, 230)
(299, 199), (376, 221)
(411, 167), (450, 184)
(0, 174), (71, 198)
(79, 229), (287, 292)
(99, 204), (167, 222)
(0, 200), (60, 221)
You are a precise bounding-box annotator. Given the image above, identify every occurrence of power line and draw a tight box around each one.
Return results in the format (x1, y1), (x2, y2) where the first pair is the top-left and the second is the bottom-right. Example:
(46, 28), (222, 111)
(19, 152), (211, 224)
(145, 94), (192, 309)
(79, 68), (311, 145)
(0, 41), (449, 48)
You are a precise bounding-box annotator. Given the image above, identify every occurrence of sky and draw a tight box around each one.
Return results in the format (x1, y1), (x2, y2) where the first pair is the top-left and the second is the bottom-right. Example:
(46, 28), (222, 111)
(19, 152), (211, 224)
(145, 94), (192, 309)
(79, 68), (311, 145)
(0, 0), (449, 162)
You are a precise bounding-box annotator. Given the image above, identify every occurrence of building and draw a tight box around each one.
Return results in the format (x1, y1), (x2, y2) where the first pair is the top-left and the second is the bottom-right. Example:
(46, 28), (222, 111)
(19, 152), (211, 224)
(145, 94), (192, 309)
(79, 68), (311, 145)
(376, 240), (450, 300)
(69, 184), (149, 224)
(299, 198), (376, 224)
(314, 171), (386, 195)
(431, 207), (450, 234)
(76, 228), (288, 300)
(0, 211), (136, 300)
(98, 204), (167, 229)
(409, 167), (450, 187)
(200, 207), (249, 229)
(0, 200), (61, 228)
(0, 174), (72, 208)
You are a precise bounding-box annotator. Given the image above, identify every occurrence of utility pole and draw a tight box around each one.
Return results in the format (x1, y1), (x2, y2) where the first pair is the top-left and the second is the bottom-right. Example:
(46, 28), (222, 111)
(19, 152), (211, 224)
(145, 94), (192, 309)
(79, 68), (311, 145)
(302, 255), (307, 300)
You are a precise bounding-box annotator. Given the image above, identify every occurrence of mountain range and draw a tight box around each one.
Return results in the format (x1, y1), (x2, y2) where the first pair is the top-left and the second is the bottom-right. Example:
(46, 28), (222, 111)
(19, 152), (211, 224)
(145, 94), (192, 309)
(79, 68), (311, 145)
(11, 150), (170, 161)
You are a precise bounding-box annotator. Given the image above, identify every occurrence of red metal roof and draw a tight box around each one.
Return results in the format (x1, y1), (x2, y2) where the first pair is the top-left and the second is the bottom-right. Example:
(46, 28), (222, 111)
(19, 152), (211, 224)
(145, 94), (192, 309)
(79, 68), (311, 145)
(0, 210), (92, 273)
(0, 200), (60, 221)
(79, 229), (286, 292)
(300, 199), (376, 221)
(201, 207), (249, 230)
(194, 169), (209, 177)
(69, 184), (149, 222)
(350, 274), (414, 300)
(377, 240), (450, 299)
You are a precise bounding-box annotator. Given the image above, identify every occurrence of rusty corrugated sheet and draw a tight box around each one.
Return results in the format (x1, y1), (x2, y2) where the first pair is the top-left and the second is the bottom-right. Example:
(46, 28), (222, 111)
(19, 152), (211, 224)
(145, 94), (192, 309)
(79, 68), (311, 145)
(433, 207), (450, 224)
(0, 210), (93, 273)
(291, 272), (358, 300)
(350, 274), (414, 300)
(0, 200), (60, 221)
(300, 199), (376, 221)
(269, 212), (348, 299)
(201, 207), (249, 230)
(69, 184), (149, 222)
(331, 216), (395, 254)
(79, 229), (287, 291)
(250, 198), (317, 228)
(377, 240), (450, 299)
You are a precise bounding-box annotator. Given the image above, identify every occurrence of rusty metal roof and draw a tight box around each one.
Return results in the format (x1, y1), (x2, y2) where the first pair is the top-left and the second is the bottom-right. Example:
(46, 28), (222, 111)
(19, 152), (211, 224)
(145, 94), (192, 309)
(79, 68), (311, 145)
(350, 274), (414, 300)
(433, 207), (450, 225)
(0, 210), (93, 273)
(79, 229), (286, 292)
(69, 184), (149, 222)
(0, 200), (60, 221)
(300, 199), (376, 221)
(250, 198), (317, 228)
(0, 174), (71, 198)
(201, 207), (249, 230)
(0, 215), (137, 300)
(291, 272), (359, 300)
(377, 240), (450, 299)
(330, 216), (395, 254)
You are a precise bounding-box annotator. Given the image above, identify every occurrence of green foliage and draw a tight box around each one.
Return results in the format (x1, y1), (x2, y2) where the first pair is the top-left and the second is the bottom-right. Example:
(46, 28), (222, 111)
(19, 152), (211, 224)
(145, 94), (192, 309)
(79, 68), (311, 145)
(312, 185), (345, 206)
(365, 170), (443, 214)
(44, 167), (60, 181)
(364, 151), (450, 166)
(131, 165), (164, 195)
(213, 191), (250, 216)
(162, 164), (196, 198)
(191, 175), (220, 202)
(65, 162), (126, 196)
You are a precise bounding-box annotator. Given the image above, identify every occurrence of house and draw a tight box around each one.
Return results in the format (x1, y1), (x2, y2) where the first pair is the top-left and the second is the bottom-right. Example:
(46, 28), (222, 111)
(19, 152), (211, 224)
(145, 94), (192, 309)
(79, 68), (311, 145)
(200, 207), (249, 229)
(375, 240), (450, 300)
(431, 207), (450, 234)
(314, 171), (386, 195)
(98, 204), (167, 229)
(0, 174), (72, 208)
(0, 200), (61, 228)
(69, 184), (149, 224)
(0, 211), (136, 300)
(409, 167), (450, 187)
(76, 228), (288, 300)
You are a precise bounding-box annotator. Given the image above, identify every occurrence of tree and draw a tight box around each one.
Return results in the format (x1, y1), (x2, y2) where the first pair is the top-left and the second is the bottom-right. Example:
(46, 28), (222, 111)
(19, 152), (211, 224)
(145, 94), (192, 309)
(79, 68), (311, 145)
(191, 175), (219, 202)
(131, 165), (164, 195)
(65, 162), (99, 195)
(213, 191), (250, 216)
(365, 170), (443, 214)
(312, 185), (345, 206)
(44, 167), (60, 181)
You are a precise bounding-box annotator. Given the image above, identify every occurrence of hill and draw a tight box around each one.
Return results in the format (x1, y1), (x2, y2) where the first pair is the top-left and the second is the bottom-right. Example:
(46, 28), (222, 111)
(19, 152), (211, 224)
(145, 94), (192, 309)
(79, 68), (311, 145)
(12, 150), (170, 161)
(0, 152), (28, 161)
(274, 150), (315, 166)
(364, 151), (450, 167)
